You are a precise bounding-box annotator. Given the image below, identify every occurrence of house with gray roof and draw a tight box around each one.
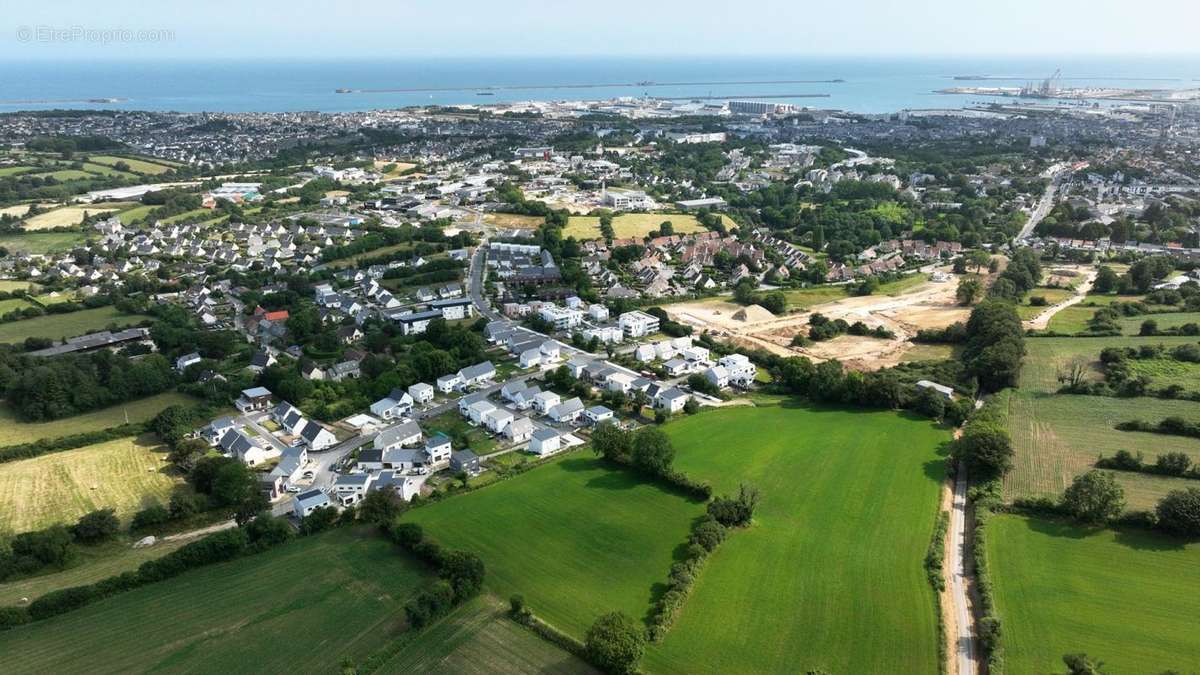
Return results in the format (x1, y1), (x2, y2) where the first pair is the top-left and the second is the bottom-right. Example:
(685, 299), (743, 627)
(375, 420), (423, 451)
(293, 489), (332, 517)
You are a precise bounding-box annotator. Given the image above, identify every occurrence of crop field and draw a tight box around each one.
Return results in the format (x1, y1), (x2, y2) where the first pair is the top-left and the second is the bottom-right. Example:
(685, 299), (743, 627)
(0, 231), (89, 254)
(999, 390), (1200, 510)
(77, 163), (138, 179)
(405, 454), (703, 639)
(0, 166), (36, 177)
(1019, 335), (1200, 393)
(0, 306), (149, 344)
(645, 400), (948, 674)
(377, 595), (597, 674)
(0, 436), (179, 533)
(0, 528), (433, 674)
(562, 213), (725, 240)
(0, 391), (198, 446)
(21, 205), (120, 230)
(0, 536), (191, 606)
(985, 514), (1200, 674)
(85, 155), (175, 175)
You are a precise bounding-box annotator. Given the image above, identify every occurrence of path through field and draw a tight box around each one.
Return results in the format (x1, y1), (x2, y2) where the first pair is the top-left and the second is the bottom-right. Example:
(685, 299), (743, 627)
(1024, 268), (1097, 330)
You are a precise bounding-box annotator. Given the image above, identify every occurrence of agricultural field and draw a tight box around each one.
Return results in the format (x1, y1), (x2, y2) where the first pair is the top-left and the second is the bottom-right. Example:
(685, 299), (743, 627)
(898, 342), (958, 363)
(0, 306), (149, 344)
(1126, 355), (1200, 391)
(645, 400), (948, 674)
(0, 536), (191, 606)
(376, 595), (596, 674)
(0, 166), (37, 178)
(85, 155), (175, 175)
(113, 203), (157, 224)
(405, 453), (703, 639)
(0, 391), (198, 446)
(327, 242), (415, 269)
(0, 280), (40, 293)
(0, 435), (179, 533)
(483, 212), (544, 229)
(21, 205), (122, 230)
(0, 231), (89, 254)
(562, 213), (728, 240)
(999, 390), (1200, 510)
(0, 528), (433, 674)
(29, 169), (93, 181)
(32, 291), (74, 306)
(1019, 335), (1200, 393)
(1016, 286), (1075, 321)
(0, 298), (36, 315)
(160, 207), (213, 224)
(1044, 293), (1152, 334)
(985, 514), (1200, 674)
(1117, 311), (1200, 335)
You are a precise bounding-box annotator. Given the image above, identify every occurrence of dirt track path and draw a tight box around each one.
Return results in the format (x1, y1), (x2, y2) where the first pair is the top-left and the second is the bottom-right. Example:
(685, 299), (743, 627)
(1024, 269), (1097, 330)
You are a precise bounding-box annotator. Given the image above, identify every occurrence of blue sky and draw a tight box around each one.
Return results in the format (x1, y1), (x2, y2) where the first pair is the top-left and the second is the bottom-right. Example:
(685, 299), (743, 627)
(1, 0), (1197, 60)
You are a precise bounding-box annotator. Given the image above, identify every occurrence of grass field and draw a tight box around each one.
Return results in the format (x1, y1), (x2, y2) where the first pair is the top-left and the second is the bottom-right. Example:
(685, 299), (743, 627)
(114, 203), (157, 224)
(1044, 293), (1150, 334)
(985, 514), (1200, 674)
(85, 155), (174, 175)
(1016, 287), (1075, 321)
(779, 273), (930, 311)
(1020, 335), (1200, 393)
(563, 213), (727, 240)
(1117, 311), (1200, 335)
(21, 205), (119, 230)
(405, 453), (703, 639)
(32, 291), (74, 306)
(160, 208), (213, 225)
(376, 595), (597, 674)
(0, 166), (36, 178)
(0, 435), (179, 533)
(483, 212), (544, 229)
(999, 390), (1200, 510)
(421, 411), (498, 455)
(0, 280), (39, 293)
(0, 306), (149, 344)
(0, 536), (191, 606)
(0, 298), (35, 315)
(0, 528), (433, 674)
(327, 242), (415, 269)
(899, 342), (958, 362)
(0, 391), (198, 446)
(29, 170), (93, 181)
(645, 400), (948, 674)
(0, 231), (89, 254)
(1126, 355), (1200, 391)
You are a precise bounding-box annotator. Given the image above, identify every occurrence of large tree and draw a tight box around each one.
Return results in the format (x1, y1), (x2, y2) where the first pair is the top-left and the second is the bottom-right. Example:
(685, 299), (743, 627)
(585, 612), (645, 675)
(1061, 470), (1125, 524)
(631, 427), (675, 476)
(1155, 487), (1200, 537)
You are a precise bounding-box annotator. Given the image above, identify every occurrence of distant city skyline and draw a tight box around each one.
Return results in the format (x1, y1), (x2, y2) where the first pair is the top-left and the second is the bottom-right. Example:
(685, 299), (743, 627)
(1, 0), (1198, 61)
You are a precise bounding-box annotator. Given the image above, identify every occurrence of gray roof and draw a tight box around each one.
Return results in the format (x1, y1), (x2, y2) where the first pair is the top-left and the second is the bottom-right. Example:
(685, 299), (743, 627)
(335, 473), (371, 487)
(532, 428), (559, 441)
(425, 433), (451, 450)
(376, 420), (423, 448)
(458, 361), (496, 381)
(294, 489), (329, 510)
(241, 386), (272, 398)
(451, 449), (479, 463)
(586, 405), (613, 416)
(358, 448), (383, 464)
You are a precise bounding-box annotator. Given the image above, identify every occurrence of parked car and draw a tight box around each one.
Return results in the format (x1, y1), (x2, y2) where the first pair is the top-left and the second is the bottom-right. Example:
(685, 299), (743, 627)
(286, 485), (302, 493)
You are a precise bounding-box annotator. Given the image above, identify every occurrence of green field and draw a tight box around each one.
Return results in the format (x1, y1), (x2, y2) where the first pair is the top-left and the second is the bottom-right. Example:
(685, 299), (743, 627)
(114, 203), (157, 224)
(0, 231), (90, 254)
(327, 242), (415, 269)
(985, 514), (1200, 674)
(0, 298), (35, 315)
(405, 453), (703, 639)
(0, 528), (433, 674)
(376, 595), (596, 674)
(0, 280), (39, 293)
(29, 170), (94, 181)
(0, 536), (192, 606)
(1126, 355), (1200, 391)
(779, 273), (930, 311)
(0, 391), (198, 446)
(1117, 311), (1200, 335)
(160, 208), (213, 224)
(1020, 335), (1200, 393)
(899, 342), (958, 363)
(1016, 287), (1075, 321)
(645, 400), (948, 674)
(0, 435), (179, 533)
(563, 213), (726, 240)
(421, 411), (498, 455)
(0, 306), (149, 343)
(86, 155), (175, 175)
(999, 390), (1200, 510)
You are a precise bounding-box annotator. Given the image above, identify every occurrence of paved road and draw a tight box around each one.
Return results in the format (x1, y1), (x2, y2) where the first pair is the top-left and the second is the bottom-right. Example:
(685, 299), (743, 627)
(469, 242), (500, 321)
(1017, 167), (1069, 241)
(948, 461), (978, 675)
(269, 431), (376, 516)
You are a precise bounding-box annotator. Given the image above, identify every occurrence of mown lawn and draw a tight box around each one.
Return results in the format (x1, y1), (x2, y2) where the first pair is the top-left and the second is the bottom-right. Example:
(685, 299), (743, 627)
(0, 306), (149, 343)
(0, 391), (198, 446)
(376, 595), (597, 674)
(645, 400), (948, 674)
(999, 390), (1200, 511)
(405, 453), (703, 639)
(0, 528), (432, 674)
(985, 514), (1200, 674)
(0, 435), (179, 533)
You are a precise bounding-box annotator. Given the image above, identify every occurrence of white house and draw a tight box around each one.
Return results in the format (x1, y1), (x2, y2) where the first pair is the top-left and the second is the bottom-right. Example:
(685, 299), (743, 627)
(457, 361), (496, 387)
(483, 407), (515, 434)
(618, 311), (660, 338)
(533, 391), (561, 415)
(332, 473), (373, 506)
(717, 353), (757, 387)
(408, 382), (435, 404)
(520, 349), (542, 369)
(467, 399), (497, 425)
(507, 416), (534, 442)
(293, 489), (332, 518)
(584, 405), (614, 425)
(437, 373), (462, 393)
(370, 390), (414, 420)
(663, 358), (690, 377)
(656, 387), (690, 413)
(300, 422), (338, 450)
(529, 428), (561, 456)
(548, 397), (585, 423)
(375, 420), (424, 451)
(634, 344), (656, 363)
(424, 434), (453, 469)
(512, 386), (542, 411)
(588, 304), (610, 322)
(175, 352), (201, 372)
(704, 365), (730, 389)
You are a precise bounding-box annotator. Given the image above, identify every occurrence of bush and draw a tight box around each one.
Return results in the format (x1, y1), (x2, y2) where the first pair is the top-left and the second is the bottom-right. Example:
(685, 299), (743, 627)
(688, 517), (727, 552)
(707, 484), (760, 527)
(1154, 452), (1192, 477)
(130, 502), (171, 531)
(27, 585), (96, 621)
(72, 508), (120, 544)
(1155, 488), (1200, 537)
(585, 611), (645, 675)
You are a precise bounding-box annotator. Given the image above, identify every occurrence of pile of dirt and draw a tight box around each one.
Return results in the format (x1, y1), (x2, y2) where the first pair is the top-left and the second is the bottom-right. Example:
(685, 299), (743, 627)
(731, 304), (775, 323)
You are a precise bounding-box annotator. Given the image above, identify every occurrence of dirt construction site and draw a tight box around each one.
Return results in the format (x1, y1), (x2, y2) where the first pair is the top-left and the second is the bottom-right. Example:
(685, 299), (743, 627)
(666, 269), (972, 370)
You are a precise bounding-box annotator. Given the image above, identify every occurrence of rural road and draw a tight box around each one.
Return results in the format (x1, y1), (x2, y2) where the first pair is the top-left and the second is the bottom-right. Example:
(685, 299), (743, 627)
(1024, 268), (1098, 330)
(948, 461), (978, 675)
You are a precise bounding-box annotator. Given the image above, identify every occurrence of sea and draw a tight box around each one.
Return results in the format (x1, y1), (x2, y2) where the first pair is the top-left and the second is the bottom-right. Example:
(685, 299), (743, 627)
(0, 55), (1196, 114)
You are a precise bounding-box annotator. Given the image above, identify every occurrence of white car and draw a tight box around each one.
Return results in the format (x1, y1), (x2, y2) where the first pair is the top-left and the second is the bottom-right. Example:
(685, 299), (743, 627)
(285, 485), (302, 493)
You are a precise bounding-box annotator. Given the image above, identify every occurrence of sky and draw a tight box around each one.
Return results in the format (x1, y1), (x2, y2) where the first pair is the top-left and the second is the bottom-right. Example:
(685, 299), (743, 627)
(1, 0), (1198, 61)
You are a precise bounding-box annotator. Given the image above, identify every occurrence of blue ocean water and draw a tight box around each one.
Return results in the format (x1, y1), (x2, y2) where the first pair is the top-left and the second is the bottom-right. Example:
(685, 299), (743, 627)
(0, 55), (1196, 114)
